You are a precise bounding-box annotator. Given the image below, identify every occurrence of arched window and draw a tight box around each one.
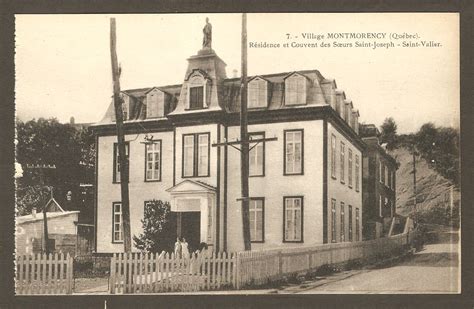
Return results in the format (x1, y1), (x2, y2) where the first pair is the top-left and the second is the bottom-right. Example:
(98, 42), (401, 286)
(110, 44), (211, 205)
(146, 88), (165, 118)
(187, 73), (208, 110)
(248, 77), (268, 108)
(285, 74), (307, 105)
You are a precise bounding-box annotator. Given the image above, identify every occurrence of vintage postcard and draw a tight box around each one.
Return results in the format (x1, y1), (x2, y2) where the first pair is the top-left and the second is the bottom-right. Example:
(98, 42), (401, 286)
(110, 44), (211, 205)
(14, 13), (460, 296)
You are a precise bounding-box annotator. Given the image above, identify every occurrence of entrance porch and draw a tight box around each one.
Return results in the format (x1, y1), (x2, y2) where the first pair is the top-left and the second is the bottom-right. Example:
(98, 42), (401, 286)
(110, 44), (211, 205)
(166, 180), (216, 252)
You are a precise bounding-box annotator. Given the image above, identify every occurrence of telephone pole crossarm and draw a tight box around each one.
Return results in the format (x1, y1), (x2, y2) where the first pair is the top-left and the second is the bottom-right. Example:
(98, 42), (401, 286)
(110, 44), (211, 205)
(211, 137), (277, 152)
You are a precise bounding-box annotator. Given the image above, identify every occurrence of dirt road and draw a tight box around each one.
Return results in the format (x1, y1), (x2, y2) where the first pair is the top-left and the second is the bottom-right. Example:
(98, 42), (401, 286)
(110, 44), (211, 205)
(283, 230), (460, 294)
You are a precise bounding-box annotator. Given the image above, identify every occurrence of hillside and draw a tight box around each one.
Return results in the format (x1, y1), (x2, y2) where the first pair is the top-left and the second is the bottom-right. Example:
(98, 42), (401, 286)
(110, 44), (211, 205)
(389, 147), (460, 218)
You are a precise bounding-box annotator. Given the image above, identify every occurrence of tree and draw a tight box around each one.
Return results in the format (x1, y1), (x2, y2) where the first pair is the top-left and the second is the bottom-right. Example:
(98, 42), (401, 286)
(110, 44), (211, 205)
(414, 123), (459, 186)
(380, 117), (398, 150)
(16, 118), (95, 215)
(133, 200), (176, 253)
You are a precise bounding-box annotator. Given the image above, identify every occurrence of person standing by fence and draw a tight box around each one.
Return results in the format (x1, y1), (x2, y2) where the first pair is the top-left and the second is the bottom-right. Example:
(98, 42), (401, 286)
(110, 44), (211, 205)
(174, 237), (182, 258)
(181, 237), (189, 258)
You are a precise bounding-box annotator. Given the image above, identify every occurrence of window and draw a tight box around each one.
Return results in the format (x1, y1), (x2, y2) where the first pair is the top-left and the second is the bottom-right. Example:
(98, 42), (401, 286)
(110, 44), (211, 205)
(284, 197), (303, 242)
(348, 149), (353, 188)
(121, 93), (130, 121)
(355, 155), (360, 192)
(189, 86), (204, 109)
(249, 133), (265, 176)
(391, 171), (395, 190)
(348, 205), (353, 241)
(186, 72), (208, 110)
(379, 161), (383, 183)
(356, 208), (360, 241)
(147, 89), (165, 118)
(340, 202), (345, 242)
(145, 141), (161, 181)
(284, 130), (303, 175)
(249, 198), (264, 242)
(382, 164), (386, 185)
(183, 133), (210, 177)
(112, 202), (123, 243)
(113, 142), (129, 183)
(331, 134), (337, 179)
(285, 74), (307, 105)
(379, 195), (383, 217)
(331, 199), (336, 243)
(340, 142), (345, 183)
(248, 78), (268, 108)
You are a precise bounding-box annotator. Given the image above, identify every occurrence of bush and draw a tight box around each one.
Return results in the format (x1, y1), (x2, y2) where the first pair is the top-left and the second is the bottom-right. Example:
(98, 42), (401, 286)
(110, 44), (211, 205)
(133, 200), (175, 253)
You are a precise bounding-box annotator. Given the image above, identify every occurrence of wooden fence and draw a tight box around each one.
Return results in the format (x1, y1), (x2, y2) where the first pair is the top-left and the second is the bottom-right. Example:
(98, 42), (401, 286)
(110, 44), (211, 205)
(109, 251), (236, 294)
(15, 253), (74, 294)
(235, 231), (416, 288)
(109, 231), (416, 293)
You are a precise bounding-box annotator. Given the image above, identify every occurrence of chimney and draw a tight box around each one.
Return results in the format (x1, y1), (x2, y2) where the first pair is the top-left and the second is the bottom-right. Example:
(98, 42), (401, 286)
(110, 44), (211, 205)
(31, 207), (37, 218)
(232, 69), (238, 78)
(70, 116), (75, 125)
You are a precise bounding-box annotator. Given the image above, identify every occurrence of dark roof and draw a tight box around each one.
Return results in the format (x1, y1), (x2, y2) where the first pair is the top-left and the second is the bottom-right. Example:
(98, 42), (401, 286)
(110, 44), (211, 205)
(94, 69), (352, 125)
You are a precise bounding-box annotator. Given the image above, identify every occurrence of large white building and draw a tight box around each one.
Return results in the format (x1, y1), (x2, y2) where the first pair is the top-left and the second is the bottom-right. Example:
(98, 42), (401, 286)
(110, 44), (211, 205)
(91, 40), (365, 253)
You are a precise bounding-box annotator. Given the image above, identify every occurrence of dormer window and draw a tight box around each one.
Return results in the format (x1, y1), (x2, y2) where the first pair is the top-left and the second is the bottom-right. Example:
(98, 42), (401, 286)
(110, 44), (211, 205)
(146, 88), (165, 118)
(248, 77), (268, 108)
(285, 73), (307, 106)
(187, 72), (208, 110)
(121, 93), (130, 121)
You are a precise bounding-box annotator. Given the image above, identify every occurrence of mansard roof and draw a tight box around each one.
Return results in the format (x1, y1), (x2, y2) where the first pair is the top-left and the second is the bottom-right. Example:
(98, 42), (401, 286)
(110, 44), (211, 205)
(94, 69), (356, 125)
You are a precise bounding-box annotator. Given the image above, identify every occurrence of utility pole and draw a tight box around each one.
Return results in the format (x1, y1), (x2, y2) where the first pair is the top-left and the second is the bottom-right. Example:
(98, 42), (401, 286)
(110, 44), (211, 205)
(211, 14), (276, 251)
(110, 18), (132, 252)
(240, 13), (251, 251)
(412, 151), (417, 225)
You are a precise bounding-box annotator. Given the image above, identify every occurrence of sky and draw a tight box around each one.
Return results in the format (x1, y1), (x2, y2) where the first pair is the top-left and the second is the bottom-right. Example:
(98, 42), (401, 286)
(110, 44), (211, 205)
(15, 13), (459, 134)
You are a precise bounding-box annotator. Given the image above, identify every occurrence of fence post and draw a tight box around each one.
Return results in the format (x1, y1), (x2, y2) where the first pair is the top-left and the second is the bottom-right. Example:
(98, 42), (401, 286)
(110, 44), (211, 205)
(235, 252), (241, 290)
(110, 254), (116, 294)
(66, 253), (72, 294)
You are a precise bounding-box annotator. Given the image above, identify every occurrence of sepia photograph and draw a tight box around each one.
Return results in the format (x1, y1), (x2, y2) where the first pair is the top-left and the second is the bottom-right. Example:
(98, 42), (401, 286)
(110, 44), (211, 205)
(13, 12), (460, 297)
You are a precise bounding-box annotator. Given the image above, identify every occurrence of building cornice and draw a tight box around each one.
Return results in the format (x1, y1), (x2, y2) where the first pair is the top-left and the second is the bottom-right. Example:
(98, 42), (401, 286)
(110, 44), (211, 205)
(91, 105), (367, 152)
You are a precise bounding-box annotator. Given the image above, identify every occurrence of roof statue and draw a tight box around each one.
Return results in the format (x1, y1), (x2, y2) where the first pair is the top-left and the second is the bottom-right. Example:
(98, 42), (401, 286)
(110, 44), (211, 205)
(202, 17), (212, 49)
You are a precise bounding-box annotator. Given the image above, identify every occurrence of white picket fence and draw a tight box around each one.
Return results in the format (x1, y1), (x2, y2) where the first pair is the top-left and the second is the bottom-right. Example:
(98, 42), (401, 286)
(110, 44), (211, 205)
(235, 231), (416, 288)
(15, 253), (74, 294)
(109, 251), (236, 294)
(109, 231), (416, 293)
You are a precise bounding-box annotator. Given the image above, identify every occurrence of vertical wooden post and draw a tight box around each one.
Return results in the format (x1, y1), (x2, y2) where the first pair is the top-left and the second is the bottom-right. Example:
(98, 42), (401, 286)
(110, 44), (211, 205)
(110, 17), (132, 253)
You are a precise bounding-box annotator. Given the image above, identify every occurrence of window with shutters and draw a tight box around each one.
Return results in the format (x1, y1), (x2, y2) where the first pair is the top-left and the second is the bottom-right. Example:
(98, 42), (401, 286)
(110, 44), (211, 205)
(331, 134), (337, 179)
(146, 89), (165, 118)
(340, 202), (345, 242)
(284, 130), (304, 175)
(340, 142), (345, 183)
(145, 141), (161, 181)
(249, 132), (265, 176)
(284, 197), (303, 242)
(355, 155), (360, 192)
(348, 148), (353, 188)
(112, 202), (123, 243)
(331, 199), (337, 243)
(248, 78), (268, 108)
(348, 205), (353, 241)
(113, 142), (129, 183)
(285, 74), (307, 105)
(249, 198), (264, 242)
(356, 208), (360, 241)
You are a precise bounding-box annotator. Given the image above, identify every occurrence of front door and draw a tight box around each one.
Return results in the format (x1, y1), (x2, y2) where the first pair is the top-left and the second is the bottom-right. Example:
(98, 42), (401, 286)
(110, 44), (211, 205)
(179, 212), (201, 253)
